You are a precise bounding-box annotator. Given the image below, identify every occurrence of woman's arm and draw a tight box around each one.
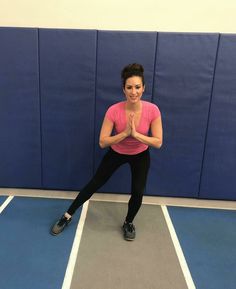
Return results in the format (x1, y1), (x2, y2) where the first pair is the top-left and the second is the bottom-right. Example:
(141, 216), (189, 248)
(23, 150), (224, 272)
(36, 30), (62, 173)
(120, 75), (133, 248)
(131, 115), (163, 149)
(99, 116), (131, 148)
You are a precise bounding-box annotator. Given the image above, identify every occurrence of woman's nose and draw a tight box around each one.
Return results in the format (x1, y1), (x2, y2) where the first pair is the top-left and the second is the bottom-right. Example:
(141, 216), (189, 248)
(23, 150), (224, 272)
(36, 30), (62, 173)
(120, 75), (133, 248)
(131, 87), (136, 94)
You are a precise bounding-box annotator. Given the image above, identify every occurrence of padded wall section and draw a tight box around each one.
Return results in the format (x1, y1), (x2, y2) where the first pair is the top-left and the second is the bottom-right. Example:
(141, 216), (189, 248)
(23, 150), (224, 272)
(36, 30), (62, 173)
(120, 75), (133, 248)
(0, 28), (41, 188)
(95, 31), (157, 193)
(199, 35), (236, 200)
(39, 29), (97, 190)
(147, 33), (219, 197)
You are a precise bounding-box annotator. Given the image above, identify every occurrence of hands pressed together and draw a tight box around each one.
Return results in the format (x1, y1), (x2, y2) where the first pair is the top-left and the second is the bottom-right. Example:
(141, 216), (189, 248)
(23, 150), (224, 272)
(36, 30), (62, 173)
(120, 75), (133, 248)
(124, 113), (138, 138)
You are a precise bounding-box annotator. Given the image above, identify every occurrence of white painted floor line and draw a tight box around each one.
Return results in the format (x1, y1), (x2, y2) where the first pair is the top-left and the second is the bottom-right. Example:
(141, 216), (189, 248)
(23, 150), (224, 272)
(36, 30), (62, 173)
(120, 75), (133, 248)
(160, 203), (236, 211)
(2, 189), (236, 211)
(90, 194), (236, 211)
(0, 196), (14, 214)
(91, 198), (128, 204)
(161, 205), (196, 289)
(61, 200), (89, 289)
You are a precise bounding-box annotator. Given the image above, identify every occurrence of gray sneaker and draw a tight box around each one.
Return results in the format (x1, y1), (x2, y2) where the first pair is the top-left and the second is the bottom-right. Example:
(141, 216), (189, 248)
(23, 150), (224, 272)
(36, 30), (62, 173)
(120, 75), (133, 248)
(122, 222), (136, 241)
(51, 215), (72, 236)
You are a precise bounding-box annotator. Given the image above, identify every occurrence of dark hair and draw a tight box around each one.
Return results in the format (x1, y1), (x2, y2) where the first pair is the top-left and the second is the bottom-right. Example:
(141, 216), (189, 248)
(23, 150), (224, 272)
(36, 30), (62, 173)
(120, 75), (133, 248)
(121, 63), (145, 87)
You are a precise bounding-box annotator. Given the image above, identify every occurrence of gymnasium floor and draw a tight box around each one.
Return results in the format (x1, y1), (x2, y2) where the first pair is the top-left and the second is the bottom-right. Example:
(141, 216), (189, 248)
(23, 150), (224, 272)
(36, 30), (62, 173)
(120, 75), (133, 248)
(0, 189), (236, 289)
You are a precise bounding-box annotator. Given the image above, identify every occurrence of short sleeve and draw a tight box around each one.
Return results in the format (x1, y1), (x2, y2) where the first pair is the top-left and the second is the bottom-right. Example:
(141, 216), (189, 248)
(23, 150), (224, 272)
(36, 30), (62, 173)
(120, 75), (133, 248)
(150, 103), (161, 121)
(105, 105), (116, 122)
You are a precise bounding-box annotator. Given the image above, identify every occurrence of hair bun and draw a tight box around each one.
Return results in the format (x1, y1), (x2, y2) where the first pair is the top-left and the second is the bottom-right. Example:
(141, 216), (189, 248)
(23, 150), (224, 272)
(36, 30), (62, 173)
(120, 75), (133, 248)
(124, 63), (144, 73)
(121, 63), (145, 87)
(131, 63), (144, 73)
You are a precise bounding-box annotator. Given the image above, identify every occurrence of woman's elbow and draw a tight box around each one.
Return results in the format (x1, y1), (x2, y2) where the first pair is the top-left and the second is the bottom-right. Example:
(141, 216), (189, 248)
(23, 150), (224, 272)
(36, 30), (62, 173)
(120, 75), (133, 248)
(155, 138), (163, 149)
(99, 139), (107, 149)
(99, 140), (105, 149)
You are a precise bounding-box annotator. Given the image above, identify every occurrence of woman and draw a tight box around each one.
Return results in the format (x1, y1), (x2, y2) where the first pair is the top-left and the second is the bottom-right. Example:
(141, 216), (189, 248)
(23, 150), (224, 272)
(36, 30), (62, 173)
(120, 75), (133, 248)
(51, 63), (163, 241)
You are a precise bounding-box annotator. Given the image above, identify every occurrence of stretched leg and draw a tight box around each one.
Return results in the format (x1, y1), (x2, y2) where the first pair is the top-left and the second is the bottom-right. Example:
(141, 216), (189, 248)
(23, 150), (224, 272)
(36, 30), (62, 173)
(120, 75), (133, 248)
(67, 149), (126, 215)
(51, 149), (126, 235)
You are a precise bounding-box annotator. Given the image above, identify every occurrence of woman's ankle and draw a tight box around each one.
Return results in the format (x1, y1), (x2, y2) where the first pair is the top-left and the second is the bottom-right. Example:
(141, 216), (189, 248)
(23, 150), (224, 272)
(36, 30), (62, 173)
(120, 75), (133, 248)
(64, 212), (72, 219)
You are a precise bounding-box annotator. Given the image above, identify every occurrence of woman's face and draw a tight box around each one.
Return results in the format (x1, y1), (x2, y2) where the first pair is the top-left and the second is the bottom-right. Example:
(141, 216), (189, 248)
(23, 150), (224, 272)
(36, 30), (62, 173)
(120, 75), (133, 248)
(123, 76), (145, 104)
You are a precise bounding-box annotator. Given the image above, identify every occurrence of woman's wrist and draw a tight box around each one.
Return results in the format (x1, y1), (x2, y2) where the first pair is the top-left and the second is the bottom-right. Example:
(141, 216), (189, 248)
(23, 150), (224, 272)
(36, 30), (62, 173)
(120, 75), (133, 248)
(131, 130), (138, 139)
(123, 130), (130, 138)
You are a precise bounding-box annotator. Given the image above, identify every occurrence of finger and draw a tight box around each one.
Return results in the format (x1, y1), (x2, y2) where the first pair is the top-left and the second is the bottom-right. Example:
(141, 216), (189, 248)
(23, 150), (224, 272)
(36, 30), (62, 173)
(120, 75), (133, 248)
(131, 118), (135, 129)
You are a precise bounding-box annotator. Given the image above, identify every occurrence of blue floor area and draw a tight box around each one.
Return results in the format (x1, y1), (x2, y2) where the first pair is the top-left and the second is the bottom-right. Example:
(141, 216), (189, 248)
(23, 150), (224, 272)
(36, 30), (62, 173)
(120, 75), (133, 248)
(168, 206), (236, 289)
(0, 197), (82, 289)
(1, 197), (235, 289)
(0, 195), (7, 205)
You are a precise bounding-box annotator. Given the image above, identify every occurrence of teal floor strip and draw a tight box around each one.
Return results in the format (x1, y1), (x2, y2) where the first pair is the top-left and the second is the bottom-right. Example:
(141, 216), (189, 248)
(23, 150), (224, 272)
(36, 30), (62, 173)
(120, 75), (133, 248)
(0, 197), (82, 289)
(168, 206), (236, 289)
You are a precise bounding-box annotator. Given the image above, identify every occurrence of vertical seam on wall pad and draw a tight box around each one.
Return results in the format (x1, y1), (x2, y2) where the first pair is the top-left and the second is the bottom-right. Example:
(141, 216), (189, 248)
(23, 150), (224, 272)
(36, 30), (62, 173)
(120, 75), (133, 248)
(145, 32), (158, 195)
(197, 34), (221, 197)
(151, 32), (159, 104)
(92, 30), (99, 176)
(37, 29), (44, 188)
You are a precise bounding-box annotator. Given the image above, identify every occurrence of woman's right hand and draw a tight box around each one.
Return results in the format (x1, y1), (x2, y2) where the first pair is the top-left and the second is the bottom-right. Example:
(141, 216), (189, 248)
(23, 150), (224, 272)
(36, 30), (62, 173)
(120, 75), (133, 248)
(124, 113), (134, 137)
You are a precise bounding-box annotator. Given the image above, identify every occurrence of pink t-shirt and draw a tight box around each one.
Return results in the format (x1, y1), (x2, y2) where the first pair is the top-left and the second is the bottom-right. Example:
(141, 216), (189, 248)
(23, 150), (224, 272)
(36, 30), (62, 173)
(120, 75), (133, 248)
(105, 100), (161, 155)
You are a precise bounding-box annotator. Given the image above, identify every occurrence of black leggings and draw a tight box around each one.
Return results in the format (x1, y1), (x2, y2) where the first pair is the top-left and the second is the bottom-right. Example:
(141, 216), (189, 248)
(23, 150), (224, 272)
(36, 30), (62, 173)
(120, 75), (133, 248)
(67, 148), (150, 223)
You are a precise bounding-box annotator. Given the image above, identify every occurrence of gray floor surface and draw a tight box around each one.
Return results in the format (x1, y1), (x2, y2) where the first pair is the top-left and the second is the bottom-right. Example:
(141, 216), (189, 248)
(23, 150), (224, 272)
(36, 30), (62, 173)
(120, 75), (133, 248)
(70, 201), (188, 289)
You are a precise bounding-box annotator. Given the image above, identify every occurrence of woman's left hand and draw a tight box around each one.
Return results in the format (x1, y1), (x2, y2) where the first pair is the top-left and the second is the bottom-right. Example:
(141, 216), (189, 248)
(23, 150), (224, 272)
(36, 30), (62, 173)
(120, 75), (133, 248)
(130, 113), (137, 137)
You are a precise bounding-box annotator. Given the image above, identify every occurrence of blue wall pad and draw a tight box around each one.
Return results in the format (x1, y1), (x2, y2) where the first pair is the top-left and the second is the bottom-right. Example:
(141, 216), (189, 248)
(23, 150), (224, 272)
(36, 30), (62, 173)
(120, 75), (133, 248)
(147, 33), (219, 197)
(39, 29), (97, 190)
(199, 34), (236, 200)
(0, 197), (82, 289)
(94, 31), (157, 193)
(0, 27), (41, 188)
(168, 206), (236, 289)
(1, 27), (236, 201)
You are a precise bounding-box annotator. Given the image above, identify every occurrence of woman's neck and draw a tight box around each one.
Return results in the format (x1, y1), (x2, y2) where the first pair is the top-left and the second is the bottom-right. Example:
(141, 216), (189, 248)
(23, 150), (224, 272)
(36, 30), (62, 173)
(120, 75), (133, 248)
(125, 100), (142, 112)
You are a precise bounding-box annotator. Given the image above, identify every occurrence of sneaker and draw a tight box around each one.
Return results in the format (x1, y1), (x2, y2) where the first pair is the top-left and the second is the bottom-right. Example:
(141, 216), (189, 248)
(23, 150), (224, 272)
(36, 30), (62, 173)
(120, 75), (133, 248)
(51, 215), (72, 236)
(122, 222), (136, 241)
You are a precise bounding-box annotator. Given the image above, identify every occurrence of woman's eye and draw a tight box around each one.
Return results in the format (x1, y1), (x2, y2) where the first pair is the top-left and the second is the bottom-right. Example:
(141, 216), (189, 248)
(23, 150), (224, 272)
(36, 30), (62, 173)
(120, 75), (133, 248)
(125, 85), (141, 90)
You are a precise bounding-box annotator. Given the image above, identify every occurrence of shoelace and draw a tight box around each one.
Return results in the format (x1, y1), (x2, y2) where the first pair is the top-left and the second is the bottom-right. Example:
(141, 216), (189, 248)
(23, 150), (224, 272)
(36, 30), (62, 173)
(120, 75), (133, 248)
(127, 223), (135, 232)
(58, 216), (69, 226)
